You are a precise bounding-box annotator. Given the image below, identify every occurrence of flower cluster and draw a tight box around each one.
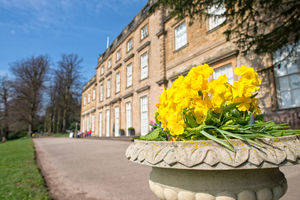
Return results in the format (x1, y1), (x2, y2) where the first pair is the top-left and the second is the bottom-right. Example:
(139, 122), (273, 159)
(156, 64), (261, 136)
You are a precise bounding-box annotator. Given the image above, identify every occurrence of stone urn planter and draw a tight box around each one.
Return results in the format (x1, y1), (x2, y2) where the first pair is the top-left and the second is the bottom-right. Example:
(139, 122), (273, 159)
(126, 134), (300, 200)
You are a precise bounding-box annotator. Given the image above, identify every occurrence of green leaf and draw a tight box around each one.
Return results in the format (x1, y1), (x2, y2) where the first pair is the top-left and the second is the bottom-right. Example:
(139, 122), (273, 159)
(198, 90), (203, 99)
(200, 130), (235, 152)
(254, 113), (265, 121)
(140, 128), (160, 140)
(204, 110), (220, 125)
(185, 113), (198, 128)
(222, 102), (240, 113)
(155, 112), (160, 125)
(231, 109), (241, 118)
(250, 93), (258, 99)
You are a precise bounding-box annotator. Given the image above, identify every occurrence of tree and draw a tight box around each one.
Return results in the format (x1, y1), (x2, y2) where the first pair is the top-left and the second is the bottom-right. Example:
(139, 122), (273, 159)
(0, 75), (12, 140)
(10, 55), (50, 136)
(150, 0), (300, 65)
(56, 54), (83, 133)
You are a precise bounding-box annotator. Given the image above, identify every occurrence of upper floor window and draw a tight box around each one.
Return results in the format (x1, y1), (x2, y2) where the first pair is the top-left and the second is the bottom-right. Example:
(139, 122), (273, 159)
(213, 64), (234, 85)
(175, 23), (187, 50)
(100, 84), (103, 101)
(92, 89), (96, 100)
(208, 4), (226, 30)
(84, 96), (86, 106)
(108, 59), (112, 69)
(101, 66), (104, 75)
(116, 72), (120, 93)
(127, 63), (132, 87)
(127, 38), (133, 52)
(141, 53), (148, 80)
(107, 79), (111, 98)
(141, 24), (148, 40)
(117, 49), (121, 61)
(274, 42), (300, 109)
(88, 92), (91, 103)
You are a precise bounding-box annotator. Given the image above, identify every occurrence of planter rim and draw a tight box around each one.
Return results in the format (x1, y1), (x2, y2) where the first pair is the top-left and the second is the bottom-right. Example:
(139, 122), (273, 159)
(126, 134), (300, 170)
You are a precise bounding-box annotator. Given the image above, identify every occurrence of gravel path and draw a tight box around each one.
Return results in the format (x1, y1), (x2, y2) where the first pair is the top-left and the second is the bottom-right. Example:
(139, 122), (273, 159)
(34, 138), (157, 200)
(34, 137), (300, 200)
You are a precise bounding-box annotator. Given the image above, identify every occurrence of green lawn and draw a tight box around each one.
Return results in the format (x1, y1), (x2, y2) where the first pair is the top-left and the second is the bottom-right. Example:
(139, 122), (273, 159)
(48, 133), (69, 137)
(0, 138), (50, 200)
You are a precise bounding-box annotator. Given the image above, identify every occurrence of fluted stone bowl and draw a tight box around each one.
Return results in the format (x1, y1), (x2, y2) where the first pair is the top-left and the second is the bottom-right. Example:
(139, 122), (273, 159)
(126, 134), (300, 200)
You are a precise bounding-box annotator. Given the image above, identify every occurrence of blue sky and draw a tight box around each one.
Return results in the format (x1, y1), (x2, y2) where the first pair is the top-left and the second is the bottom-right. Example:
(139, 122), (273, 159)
(0, 0), (148, 83)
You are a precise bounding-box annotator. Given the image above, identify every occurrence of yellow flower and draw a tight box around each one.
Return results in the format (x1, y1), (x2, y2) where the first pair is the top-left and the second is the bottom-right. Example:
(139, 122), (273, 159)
(233, 96), (252, 111)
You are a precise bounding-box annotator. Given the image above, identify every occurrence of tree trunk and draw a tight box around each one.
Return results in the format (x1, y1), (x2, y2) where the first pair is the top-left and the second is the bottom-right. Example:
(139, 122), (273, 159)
(56, 114), (60, 133)
(4, 97), (9, 139)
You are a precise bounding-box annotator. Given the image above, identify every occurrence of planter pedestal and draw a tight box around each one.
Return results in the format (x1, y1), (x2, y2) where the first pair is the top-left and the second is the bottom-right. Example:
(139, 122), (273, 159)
(149, 167), (286, 200)
(126, 135), (300, 200)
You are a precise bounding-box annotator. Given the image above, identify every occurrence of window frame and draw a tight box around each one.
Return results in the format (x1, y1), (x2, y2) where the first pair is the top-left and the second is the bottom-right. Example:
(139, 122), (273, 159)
(101, 66), (104, 75)
(174, 22), (187, 50)
(92, 89), (95, 100)
(208, 4), (226, 31)
(115, 106), (120, 136)
(127, 38), (133, 52)
(117, 49), (121, 61)
(107, 79), (111, 98)
(141, 24), (148, 40)
(140, 96), (148, 136)
(100, 84), (103, 101)
(116, 72), (121, 93)
(127, 63), (132, 87)
(108, 59), (112, 69)
(99, 112), (102, 137)
(126, 102), (132, 135)
(88, 92), (91, 103)
(140, 52), (148, 80)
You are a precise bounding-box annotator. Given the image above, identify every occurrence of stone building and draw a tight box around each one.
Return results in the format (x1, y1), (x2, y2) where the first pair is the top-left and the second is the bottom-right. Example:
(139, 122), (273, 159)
(81, 1), (300, 137)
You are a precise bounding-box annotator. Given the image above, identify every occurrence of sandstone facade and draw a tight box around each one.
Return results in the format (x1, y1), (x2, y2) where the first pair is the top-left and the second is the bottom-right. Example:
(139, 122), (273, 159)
(81, 1), (300, 137)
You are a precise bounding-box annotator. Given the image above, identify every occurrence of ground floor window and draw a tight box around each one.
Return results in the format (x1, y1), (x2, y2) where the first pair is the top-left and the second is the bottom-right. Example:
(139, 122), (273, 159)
(126, 102), (131, 135)
(87, 116), (90, 132)
(274, 43), (300, 109)
(115, 106), (120, 136)
(99, 112), (102, 137)
(213, 63), (233, 84)
(82, 118), (85, 132)
(106, 110), (110, 136)
(140, 96), (148, 136)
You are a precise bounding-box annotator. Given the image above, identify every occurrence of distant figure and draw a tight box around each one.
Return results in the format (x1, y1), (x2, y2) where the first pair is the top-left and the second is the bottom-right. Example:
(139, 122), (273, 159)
(1, 137), (5, 142)
(88, 129), (92, 137)
(41, 131), (44, 136)
(77, 131), (83, 138)
(69, 129), (74, 138)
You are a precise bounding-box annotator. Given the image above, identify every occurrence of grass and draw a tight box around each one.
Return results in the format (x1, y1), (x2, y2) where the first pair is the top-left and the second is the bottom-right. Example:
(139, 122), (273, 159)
(0, 138), (50, 200)
(48, 133), (69, 137)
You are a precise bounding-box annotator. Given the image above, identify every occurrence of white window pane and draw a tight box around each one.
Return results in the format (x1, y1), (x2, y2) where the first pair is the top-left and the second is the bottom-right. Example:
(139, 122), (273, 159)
(227, 66), (233, 78)
(106, 110), (110, 136)
(279, 77), (289, 91)
(287, 60), (299, 74)
(289, 74), (300, 89)
(291, 89), (300, 105)
(228, 78), (234, 85)
(275, 64), (287, 77)
(99, 113), (102, 137)
(280, 91), (292, 106)
(115, 107), (120, 136)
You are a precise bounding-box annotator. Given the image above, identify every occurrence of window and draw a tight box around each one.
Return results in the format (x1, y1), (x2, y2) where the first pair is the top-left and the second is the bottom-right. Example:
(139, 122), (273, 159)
(175, 23), (187, 50)
(87, 116), (90, 131)
(126, 102), (132, 134)
(107, 79), (111, 98)
(116, 72), (120, 93)
(140, 96), (148, 136)
(84, 96), (86, 106)
(99, 112), (102, 137)
(127, 63), (132, 87)
(101, 66), (104, 75)
(106, 110), (110, 136)
(117, 49), (121, 61)
(82, 118), (85, 132)
(108, 59), (112, 69)
(208, 4), (226, 30)
(88, 93), (91, 103)
(141, 53), (148, 79)
(213, 64), (234, 85)
(100, 84), (103, 101)
(92, 114), (95, 132)
(115, 106), (120, 136)
(127, 38), (133, 51)
(141, 24), (148, 40)
(93, 89), (95, 100)
(274, 43), (300, 109)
